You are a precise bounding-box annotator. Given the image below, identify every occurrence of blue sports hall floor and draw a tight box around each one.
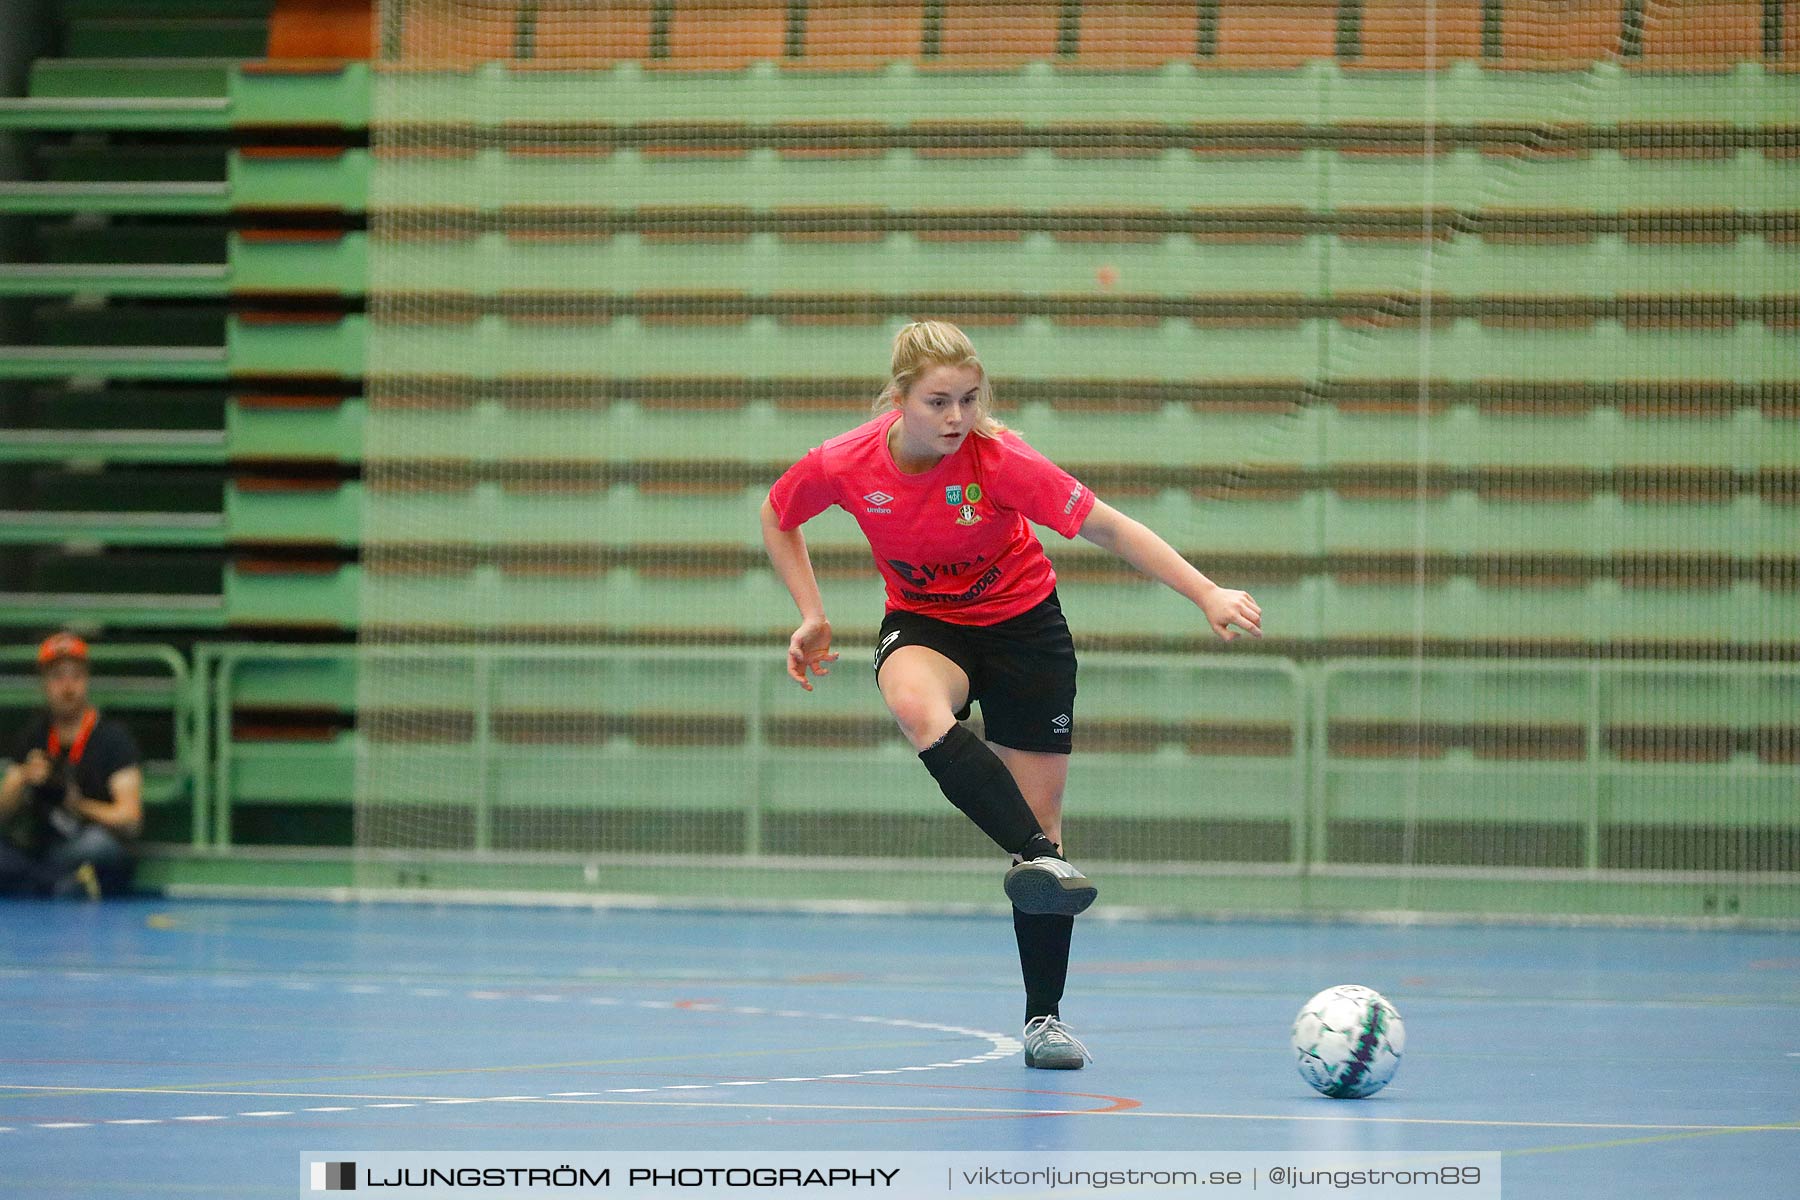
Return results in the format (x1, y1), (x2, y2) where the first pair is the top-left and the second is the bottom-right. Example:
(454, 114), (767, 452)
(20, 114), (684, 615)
(0, 898), (1794, 1198)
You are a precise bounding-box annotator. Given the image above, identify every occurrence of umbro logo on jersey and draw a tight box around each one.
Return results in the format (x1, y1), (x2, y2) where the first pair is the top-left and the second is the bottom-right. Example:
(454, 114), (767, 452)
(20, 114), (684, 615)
(863, 490), (894, 513)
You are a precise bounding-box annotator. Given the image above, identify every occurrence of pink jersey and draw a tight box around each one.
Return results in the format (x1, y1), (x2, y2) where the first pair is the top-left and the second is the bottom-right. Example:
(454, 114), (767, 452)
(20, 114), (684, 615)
(769, 411), (1097, 625)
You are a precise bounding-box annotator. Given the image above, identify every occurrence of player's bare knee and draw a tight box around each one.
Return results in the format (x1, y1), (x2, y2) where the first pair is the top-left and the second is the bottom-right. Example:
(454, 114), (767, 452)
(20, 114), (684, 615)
(884, 690), (955, 750)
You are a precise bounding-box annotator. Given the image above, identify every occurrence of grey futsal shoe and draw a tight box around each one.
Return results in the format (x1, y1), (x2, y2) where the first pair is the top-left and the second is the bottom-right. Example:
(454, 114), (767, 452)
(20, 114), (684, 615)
(1023, 1015), (1093, 1070)
(1004, 856), (1097, 916)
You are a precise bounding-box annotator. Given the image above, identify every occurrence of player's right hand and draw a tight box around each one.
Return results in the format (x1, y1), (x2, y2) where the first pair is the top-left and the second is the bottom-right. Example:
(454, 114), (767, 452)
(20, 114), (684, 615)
(787, 617), (838, 691)
(21, 749), (51, 786)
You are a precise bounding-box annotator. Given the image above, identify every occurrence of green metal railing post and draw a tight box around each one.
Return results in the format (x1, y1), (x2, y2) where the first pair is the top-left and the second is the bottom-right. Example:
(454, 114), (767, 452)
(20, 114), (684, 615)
(212, 650), (237, 848)
(472, 653), (493, 854)
(743, 657), (766, 858)
(1586, 665), (1604, 873)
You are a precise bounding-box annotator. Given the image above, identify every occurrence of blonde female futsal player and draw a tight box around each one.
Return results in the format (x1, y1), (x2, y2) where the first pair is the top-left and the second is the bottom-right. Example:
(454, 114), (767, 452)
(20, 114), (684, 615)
(760, 321), (1262, 1069)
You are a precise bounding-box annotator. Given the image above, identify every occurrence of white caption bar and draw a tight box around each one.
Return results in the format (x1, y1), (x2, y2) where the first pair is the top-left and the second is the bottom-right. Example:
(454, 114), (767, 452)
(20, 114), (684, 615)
(301, 1150), (1501, 1199)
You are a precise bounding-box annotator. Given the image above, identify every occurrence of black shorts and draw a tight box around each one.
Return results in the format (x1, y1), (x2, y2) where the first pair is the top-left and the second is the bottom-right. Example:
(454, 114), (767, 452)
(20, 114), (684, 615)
(873, 590), (1078, 755)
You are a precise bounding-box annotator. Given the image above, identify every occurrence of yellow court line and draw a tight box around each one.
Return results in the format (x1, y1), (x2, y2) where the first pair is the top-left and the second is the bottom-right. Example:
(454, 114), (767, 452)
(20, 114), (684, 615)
(6, 1085), (1796, 1134)
(1105, 1110), (1800, 1133)
(6, 1178), (282, 1199)
(1510, 1122), (1800, 1158)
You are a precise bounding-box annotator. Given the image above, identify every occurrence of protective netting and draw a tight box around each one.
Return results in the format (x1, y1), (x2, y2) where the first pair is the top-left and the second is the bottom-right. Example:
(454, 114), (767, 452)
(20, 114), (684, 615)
(355, 1), (1798, 918)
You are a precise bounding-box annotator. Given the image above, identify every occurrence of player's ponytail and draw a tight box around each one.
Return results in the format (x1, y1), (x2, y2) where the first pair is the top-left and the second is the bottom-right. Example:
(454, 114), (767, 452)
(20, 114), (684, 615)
(873, 319), (1009, 439)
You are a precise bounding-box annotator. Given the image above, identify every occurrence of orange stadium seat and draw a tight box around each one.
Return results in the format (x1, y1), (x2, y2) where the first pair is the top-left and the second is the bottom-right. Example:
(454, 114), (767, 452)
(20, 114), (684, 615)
(398, 0), (521, 66)
(796, 2), (927, 66)
(1499, 0), (1623, 67)
(268, 0), (374, 59)
(1216, 1), (1338, 66)
(1076, 1), (1202, 66)
(1634, 0), (1764, 68)
(1352, 0), (1485, 67)
(531, 0), (657, 65)
(664, 1), (788, 68)
(935, 2), (1063, 64)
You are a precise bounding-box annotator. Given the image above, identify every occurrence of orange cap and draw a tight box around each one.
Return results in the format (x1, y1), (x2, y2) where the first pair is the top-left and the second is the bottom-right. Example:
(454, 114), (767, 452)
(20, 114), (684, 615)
(36, 632), (89, 667)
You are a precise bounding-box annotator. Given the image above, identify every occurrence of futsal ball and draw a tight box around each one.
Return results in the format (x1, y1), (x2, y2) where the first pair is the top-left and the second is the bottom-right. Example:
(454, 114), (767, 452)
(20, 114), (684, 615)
(1290, 984), (1405, 1099)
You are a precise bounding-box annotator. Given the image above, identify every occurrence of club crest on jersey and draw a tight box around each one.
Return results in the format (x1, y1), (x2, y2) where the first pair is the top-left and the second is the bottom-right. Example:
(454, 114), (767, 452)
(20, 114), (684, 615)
(945, 486), (962, 505)
(955, 503), (981, 526)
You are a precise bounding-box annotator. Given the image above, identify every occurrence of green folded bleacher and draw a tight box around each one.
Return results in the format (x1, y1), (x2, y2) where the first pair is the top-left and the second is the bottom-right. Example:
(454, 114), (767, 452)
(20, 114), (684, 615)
(0, 0), (1793, 891)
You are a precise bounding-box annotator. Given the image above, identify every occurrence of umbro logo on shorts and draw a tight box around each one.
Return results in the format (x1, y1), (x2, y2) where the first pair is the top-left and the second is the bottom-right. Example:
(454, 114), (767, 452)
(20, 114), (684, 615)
(1052, 713), (1071, 732)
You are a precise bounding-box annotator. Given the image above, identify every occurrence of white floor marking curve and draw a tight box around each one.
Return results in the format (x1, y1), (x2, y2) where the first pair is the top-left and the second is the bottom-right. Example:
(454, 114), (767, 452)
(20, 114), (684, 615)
(0, 973), (1022, 1135)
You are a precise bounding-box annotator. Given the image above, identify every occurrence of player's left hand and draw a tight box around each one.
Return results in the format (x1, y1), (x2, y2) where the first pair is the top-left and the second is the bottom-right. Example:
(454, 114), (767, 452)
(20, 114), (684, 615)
(1201, 588), (1262, 641)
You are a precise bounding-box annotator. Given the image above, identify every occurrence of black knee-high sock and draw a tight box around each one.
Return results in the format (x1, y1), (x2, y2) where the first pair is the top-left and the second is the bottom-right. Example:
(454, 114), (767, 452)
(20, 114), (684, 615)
(1014, 908), (1074, 1021)
(918, 724), (1057, 858)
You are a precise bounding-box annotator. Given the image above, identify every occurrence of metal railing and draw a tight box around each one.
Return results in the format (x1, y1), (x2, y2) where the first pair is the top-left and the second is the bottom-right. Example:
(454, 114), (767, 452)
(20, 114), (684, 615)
(35, 641), (1793, 885)
(1315, 658), (1800, 875)
(197, 642), (1307, 858)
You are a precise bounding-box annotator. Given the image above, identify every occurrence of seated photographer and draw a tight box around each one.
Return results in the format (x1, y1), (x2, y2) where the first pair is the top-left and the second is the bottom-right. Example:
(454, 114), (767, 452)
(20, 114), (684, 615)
(0, 633), (143, 899)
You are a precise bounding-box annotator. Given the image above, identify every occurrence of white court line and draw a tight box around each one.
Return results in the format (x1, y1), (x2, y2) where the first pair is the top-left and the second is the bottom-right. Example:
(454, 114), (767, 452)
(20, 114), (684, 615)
(0, 993), (1021, 1135)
